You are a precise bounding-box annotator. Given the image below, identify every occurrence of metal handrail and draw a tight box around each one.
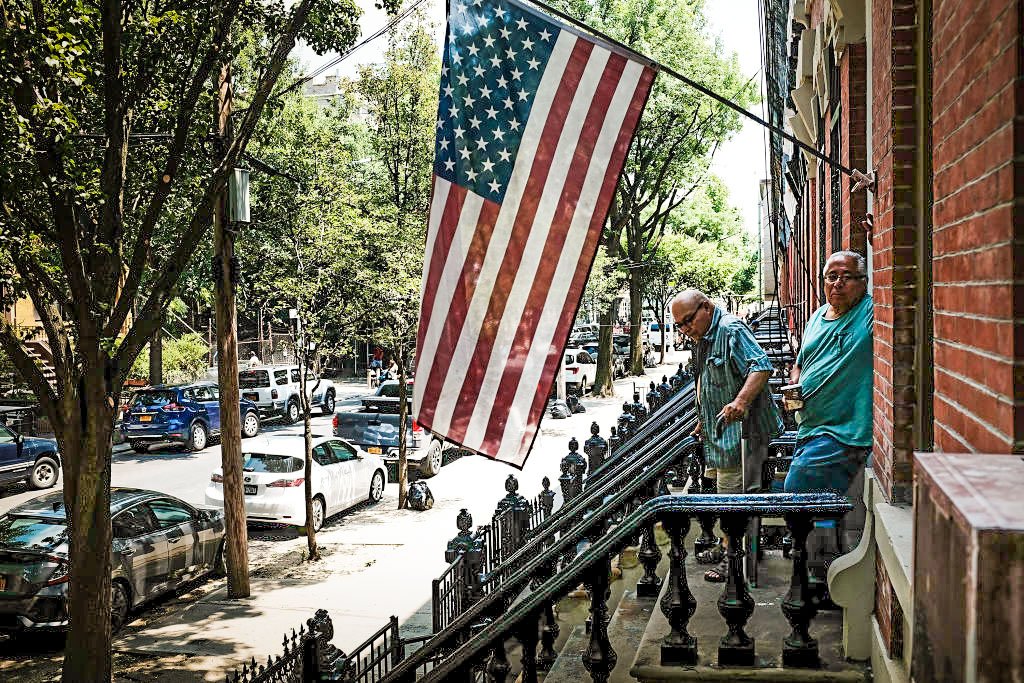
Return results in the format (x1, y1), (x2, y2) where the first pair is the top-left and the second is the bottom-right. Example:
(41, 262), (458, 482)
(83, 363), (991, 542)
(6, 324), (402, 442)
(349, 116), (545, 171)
(417, 491), (852, 682)
(483, 388), (697, 588)
(382, 435), (702, 681)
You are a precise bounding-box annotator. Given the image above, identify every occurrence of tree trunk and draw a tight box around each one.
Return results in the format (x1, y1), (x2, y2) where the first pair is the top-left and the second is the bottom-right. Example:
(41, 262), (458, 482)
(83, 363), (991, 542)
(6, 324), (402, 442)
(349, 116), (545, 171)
(396, 349), (408, 509)
(149, 325), (162, 385)
(60, 362), (117, 683)
(214, 54), (250, 599)
(629, 248), (645, 376)
(593, 302), (616, 397)
(300, 351), (320, 561)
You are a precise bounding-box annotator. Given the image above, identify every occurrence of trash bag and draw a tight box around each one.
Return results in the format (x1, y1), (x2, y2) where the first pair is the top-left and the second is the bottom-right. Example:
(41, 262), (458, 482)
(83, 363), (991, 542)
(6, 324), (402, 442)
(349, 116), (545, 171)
(406, 480), (434, 511)
(566, 394), (586, 414)
(549, 400), (571, 419)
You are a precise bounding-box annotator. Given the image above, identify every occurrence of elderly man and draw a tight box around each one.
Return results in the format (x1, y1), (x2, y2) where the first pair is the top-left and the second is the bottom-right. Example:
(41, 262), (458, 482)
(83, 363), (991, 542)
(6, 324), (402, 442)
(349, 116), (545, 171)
(784, 251), (873, 498)
(671, 289), (783, 582)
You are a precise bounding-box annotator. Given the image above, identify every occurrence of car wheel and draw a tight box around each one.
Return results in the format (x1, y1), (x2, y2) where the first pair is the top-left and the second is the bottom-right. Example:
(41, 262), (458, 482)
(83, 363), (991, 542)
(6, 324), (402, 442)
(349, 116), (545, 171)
(131, 442), (148, 454)
(420, 439), (443, 478)
(286, 400), (300, 424)
(311, 496), (325, 532)
(368, 471), (385, 503)
(29, 456), (59, 489)
(187, 422), (208, 452)
(111, 581), (130, 633)
(241, 411), (260, 438)
(322, 391), (336, 416)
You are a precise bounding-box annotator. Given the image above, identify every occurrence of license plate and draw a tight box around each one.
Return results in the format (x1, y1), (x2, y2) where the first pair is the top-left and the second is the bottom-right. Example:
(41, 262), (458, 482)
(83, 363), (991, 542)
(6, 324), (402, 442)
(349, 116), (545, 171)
(139, 414), (153, 422)
(367, 446), (382, 454)
(244, 485), (258, 495)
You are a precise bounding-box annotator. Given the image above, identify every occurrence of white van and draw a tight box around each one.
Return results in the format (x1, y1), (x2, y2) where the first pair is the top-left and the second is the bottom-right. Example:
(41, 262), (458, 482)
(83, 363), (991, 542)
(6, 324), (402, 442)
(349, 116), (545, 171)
(648, 320), (675, 352)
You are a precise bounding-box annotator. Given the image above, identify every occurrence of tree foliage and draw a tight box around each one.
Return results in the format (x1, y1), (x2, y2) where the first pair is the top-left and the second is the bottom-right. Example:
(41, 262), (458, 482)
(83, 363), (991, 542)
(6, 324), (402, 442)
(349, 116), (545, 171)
(0, 0), (359, 679)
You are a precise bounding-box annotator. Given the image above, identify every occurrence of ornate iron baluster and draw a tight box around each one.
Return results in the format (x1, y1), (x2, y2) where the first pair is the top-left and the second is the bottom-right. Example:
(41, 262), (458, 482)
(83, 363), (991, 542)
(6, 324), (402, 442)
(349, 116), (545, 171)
(636, 515), (662, 597)
(659, 375), (673, 398)
(781, 513), (819, 667)
(584, 422), (608, 476)
(608, 426), (620, 458)
(494, 475), (531, 562)
(617, 402), (635, 440)
(581, 556), (617, 682)
(660, 512), (697, 665)
(717, 512), (756, 666)
(538, 476), (556, 520)
(485, 640), (511, 683)
(647, 381), (661, 412)
(691, 447), (719, 558)
(537, 570), (560, 671)
(631, 391), (648, 424)
(518, 612), (541, 683)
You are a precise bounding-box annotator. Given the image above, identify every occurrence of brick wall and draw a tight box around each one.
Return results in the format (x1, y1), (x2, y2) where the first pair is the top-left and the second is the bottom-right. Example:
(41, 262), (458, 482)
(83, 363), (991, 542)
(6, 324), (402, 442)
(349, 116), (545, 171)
(841, 42), (869, 255)
(931, 0), (1024, 453)
(870, 0), (922, 504)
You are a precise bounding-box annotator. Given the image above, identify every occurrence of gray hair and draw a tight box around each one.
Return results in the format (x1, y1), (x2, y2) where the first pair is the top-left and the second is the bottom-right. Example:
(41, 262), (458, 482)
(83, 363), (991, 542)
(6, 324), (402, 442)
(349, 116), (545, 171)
(825, 251), (867, 275)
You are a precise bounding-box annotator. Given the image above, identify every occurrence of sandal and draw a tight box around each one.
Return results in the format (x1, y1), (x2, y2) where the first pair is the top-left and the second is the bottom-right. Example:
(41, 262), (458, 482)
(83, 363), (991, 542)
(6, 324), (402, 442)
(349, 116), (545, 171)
(696, 544), (725, 565)
(704, 560), (728, 583)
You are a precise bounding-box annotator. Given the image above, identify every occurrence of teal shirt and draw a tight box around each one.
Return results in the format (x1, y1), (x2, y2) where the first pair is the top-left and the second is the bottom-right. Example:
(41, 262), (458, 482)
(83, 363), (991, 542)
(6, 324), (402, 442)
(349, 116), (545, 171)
(695, 307), (784, 470)
(796, 294), (874, 446)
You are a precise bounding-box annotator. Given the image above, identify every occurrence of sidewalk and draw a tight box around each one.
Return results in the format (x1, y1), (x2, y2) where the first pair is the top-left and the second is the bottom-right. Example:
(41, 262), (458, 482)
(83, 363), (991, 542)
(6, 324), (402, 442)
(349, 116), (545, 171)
(8, 357), (686, 682)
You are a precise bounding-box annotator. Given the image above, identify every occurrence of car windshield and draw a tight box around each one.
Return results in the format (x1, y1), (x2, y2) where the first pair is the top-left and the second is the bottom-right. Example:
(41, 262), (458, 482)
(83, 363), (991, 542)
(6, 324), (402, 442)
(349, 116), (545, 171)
(242, 453), (303, 473)
(130, 390), (177, 408)
(0, 516), (69, 551)
(239, 370), (270, 388)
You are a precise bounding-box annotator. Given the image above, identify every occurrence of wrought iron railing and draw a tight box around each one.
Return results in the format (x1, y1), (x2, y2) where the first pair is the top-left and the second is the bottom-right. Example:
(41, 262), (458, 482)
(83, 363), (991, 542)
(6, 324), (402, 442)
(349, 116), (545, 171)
(404, 492), (851, 682)
(429, 369), (697, 634)
(225, 609), (345, 683)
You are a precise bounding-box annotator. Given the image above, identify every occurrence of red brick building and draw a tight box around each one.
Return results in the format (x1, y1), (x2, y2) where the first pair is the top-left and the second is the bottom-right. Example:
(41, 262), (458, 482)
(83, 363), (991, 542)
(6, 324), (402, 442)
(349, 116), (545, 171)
(772, 0), (1023, 679)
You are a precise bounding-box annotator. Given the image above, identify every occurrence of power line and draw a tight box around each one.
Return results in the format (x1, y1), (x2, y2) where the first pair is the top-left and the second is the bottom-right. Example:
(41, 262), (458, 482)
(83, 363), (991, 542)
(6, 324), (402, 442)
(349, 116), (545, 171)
(272, 0), (430, 102)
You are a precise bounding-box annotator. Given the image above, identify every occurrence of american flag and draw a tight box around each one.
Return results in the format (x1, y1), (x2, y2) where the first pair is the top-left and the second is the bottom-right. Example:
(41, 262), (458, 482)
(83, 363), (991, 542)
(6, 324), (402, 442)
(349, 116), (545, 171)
(413, 0), (655, 467)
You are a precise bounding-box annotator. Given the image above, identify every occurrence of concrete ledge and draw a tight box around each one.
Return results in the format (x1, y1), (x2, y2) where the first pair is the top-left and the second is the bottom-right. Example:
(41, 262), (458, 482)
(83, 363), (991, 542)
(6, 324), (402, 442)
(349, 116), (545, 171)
(629, 664), (867, 681)
(870, 475), (913, 625)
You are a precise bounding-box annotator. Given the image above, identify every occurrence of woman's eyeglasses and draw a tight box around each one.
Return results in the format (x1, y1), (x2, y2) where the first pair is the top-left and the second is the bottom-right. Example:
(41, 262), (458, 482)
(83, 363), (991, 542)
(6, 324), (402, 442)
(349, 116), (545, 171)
(824, 273), (867, 285)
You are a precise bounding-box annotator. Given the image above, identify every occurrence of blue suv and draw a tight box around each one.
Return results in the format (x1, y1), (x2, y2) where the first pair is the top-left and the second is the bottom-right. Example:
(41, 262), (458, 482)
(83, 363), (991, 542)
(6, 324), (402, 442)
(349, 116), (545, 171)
(121, 382), (260, 453)
(0, 424), (60, 490)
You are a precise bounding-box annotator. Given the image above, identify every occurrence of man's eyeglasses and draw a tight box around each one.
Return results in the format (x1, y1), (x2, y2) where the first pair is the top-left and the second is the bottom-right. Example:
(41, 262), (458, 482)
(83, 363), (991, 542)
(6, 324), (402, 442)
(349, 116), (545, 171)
(824, 272), (867, 285)
(676, 302), (705, 328)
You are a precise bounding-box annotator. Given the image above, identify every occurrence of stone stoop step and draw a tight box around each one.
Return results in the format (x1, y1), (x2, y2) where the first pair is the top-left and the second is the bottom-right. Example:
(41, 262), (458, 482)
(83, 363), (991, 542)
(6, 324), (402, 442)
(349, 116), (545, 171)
(542, 551), (670, 683)
(628, 553), (869, 682)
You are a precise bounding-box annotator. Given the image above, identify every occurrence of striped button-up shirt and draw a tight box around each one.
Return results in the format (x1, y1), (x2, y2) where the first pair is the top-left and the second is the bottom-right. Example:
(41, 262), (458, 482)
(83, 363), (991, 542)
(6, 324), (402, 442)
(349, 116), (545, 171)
(694, 306), (783, 470)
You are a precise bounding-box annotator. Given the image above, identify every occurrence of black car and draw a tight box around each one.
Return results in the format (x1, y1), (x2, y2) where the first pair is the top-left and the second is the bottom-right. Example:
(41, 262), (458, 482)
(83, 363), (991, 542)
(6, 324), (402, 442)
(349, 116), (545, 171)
(120, 381), (260, 453)
(0, 424), (60, 490)
(0, 488), (226, 632)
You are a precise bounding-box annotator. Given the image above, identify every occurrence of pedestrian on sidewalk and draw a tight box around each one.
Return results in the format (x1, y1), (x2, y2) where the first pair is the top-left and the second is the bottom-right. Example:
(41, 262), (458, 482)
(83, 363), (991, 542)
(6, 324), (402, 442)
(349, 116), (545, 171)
(671, 289), (783, 582)
(783, 250), (873, 551)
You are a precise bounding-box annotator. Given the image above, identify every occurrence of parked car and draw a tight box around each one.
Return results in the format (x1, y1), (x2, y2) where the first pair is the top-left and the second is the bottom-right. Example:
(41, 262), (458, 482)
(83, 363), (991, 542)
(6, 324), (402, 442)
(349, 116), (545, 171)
(238, 365), (337, 424)
(563, 348), (597, 394)
(0, 424), (60, 491)
(120, 382), (260, 453)
(204, 435), (387, 532)
(581, 343), (626, 379)
(332, 380), (447, 477)
(0, 488), (225, 632)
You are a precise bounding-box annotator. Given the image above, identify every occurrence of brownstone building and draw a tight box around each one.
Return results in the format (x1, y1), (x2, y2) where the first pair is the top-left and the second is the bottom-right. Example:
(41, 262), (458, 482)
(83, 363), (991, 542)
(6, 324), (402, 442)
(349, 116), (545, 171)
(771, 0), (1023, 680)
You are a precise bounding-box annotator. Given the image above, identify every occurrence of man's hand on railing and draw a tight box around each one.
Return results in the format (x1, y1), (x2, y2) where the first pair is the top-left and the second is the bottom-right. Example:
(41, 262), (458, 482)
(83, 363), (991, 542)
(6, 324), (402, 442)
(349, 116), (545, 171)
(691, 420), (702, 440)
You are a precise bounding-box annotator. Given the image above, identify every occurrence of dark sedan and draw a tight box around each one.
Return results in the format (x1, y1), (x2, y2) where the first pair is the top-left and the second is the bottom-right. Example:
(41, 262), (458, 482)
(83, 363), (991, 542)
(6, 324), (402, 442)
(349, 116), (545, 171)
(0, 488), (225, 632)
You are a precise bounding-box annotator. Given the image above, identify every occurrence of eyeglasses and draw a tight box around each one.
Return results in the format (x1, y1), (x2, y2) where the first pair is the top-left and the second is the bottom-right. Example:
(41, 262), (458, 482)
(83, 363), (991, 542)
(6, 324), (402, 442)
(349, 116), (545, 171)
(824, 272), (867, 285)
(676, 302), (705, 328)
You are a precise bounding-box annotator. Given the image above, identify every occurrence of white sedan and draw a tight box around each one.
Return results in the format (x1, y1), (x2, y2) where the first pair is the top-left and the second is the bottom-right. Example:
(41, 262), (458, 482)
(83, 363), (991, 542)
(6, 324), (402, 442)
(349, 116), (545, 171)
(205, 435), (387, 531)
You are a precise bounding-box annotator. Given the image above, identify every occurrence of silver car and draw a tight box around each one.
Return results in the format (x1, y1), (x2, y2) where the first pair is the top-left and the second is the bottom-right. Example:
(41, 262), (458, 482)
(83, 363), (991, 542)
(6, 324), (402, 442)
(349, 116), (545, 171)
(0, 488), (226, 632)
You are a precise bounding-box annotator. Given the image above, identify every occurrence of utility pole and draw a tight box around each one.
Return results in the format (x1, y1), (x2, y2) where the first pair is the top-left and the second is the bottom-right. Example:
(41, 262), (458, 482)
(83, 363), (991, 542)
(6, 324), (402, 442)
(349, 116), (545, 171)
(213, 51), (250, 598)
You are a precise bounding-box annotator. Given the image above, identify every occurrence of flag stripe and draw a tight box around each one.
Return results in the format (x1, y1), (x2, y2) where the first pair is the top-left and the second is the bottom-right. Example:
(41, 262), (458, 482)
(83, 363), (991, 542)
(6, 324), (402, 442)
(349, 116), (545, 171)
(414, 190), (493, 426)
(416, 178), (459, 356)
(460, 46), (618, 450)
(418, 30), (580, 435)
(443, 37), (598, 443)
(473, 50), (628, 453)
(499, 61), (656, 465)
